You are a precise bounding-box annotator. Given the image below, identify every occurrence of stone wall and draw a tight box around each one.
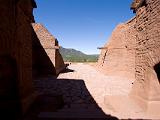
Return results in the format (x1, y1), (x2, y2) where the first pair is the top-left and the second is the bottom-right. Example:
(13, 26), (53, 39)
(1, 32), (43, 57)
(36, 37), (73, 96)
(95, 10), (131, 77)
(32, 24), (56, 77)
(130, 0), (160, 114)
(97, 17), (136, 80)
(32, 23), (66, 75)
(0, 0), (36, 116)
(98, 0), (160, 114)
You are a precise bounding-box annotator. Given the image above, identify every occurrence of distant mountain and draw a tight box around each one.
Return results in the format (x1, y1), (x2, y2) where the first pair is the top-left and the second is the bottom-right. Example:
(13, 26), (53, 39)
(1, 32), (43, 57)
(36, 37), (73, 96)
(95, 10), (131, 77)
(59, 47), (99, 62)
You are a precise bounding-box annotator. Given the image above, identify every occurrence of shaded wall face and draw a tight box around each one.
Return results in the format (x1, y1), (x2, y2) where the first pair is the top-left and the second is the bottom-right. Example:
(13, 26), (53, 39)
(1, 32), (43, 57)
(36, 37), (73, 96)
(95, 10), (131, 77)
(32, 23), (65, 75)
(54, 39), (65, 73)
(0, 0), (36, 115)
(154, 63), (160, 82)
(32, 30), (56, 77)
(131, 0), (160, 102)
(55, 49), (65, 74)
(39, 42), (65, 75)
(0, 56), (18, 99)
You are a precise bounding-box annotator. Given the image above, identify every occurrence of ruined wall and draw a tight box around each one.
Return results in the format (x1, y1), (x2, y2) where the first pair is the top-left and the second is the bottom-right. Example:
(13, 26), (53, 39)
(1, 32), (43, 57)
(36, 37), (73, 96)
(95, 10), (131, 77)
(97, 18), (136, 80)
(55, 40), (67, 74)
(32, 23), (65, 75)
(0, 0), (36, 116)
(32, 25), (56, 77)
(130, 0), (160, 113)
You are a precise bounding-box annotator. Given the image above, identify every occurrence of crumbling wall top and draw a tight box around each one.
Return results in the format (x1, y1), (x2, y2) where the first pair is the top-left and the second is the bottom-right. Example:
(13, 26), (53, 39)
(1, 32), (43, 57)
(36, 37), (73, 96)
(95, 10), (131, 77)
(131, 0), (146, 12)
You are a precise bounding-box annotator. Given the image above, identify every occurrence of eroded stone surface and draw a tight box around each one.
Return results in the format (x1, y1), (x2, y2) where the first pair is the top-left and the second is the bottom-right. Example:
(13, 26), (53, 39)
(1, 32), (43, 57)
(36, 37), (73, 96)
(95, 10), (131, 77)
(0, 0), (36, 116)
(98, 0), (160, 117)
(97, 17), (136, 80)
(32, 23), (65, 75)
(130, 0), (160, 115)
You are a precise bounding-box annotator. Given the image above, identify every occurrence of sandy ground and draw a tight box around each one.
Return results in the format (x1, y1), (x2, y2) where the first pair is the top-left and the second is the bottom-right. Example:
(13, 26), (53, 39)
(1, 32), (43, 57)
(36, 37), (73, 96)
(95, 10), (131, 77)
(33, 63), (159, 119)
(58, 63), (141, 119)
(59, 63), (132, 97)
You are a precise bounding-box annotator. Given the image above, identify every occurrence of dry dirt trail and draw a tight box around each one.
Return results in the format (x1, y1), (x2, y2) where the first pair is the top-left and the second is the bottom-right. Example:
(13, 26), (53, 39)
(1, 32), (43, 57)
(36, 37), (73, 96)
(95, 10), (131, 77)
(34, 63), (152, 119)
(58, 63), (146, 118)
(58, 63), (132, 105)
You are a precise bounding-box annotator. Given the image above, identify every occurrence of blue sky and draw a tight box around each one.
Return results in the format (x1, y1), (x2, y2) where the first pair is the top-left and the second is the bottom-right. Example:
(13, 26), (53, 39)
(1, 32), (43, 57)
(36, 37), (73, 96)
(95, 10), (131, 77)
(34, 0), (134, 54)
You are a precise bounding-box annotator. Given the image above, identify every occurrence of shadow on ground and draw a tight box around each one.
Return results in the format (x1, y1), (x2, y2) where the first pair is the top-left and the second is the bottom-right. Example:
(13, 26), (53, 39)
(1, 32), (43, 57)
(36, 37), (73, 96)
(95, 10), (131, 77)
(61, 68), (75, 74)
(23, 75), (118, 120)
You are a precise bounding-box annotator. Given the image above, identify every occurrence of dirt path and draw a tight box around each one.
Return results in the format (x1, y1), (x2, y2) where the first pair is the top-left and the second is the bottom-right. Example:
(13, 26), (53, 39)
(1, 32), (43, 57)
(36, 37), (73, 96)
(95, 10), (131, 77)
(58, 63), (132, 102)
(58, 63), (158, 119)
(33, 63), (152, 119)
(57, 63), (138, 118)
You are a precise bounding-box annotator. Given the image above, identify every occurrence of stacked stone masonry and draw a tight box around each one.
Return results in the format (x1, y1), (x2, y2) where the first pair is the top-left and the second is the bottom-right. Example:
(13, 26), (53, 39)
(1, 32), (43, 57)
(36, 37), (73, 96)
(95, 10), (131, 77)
(0, 0), (160, 118)
(0, 0), (36, 117)
(98, 0), (160, 115)
(32, 23), (66, 75)
(0, 0), (65, 117)
(130, 0), (160, 114)
(98, 17), (137, 80)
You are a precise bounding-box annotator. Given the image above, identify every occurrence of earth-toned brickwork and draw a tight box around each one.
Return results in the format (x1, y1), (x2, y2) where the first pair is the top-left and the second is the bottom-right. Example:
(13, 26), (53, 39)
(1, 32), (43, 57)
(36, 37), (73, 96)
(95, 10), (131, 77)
(0, 0), (36, 117)
(98, 0), (160, 117)
(0, 0), (159, 119)
(130, 0), (160, 115)
(32, 23), (66, 75)
(97, 17), (136, 80)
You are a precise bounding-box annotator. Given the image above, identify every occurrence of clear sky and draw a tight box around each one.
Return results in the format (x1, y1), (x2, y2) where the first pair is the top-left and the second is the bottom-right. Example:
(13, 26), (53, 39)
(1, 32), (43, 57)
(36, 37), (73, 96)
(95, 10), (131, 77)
(34, 0), (134, 54)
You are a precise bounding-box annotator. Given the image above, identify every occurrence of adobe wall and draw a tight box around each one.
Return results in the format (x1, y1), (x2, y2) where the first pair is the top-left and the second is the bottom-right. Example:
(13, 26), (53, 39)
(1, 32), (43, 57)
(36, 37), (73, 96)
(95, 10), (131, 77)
(32, 23), (66, 75)
(97, 18), (136, 80)
(0, 0), (36, 116)
(32, 24), (56, 77)
(55, 40), (67, 74)
(130, 0), (160, 114)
